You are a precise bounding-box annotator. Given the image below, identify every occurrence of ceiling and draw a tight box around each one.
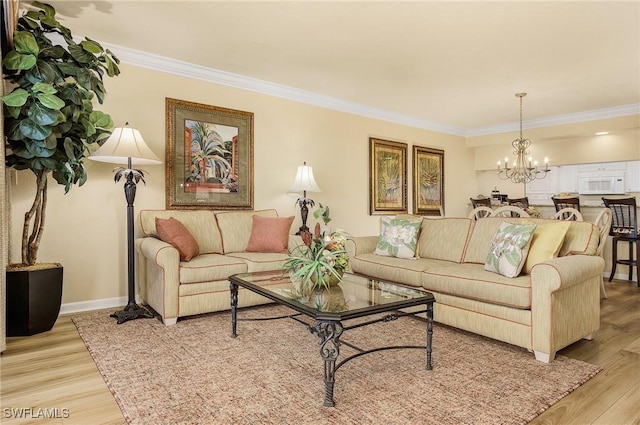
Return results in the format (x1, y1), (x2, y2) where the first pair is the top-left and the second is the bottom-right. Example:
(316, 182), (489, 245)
(29, 1), (640, 136)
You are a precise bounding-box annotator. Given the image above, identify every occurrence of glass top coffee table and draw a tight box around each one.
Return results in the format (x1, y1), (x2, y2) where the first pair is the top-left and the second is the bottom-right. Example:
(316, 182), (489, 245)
(229, 270), (435, 407)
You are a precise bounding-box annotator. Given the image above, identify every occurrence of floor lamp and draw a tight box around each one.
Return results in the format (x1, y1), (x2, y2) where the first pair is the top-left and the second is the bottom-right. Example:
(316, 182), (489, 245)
(289, 162), (321, 235)
(90, 123), (162, 324)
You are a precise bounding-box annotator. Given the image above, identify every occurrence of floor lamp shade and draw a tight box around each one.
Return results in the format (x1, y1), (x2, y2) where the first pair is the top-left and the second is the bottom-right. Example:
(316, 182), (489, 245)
(89, 125), (161, 165)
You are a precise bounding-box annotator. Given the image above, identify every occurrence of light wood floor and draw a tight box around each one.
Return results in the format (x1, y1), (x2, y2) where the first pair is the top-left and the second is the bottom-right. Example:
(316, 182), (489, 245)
(1, 280), (639, 425)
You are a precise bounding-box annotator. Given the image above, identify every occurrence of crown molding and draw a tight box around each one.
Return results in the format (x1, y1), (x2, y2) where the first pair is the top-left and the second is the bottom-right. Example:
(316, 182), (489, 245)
(104, 42), (639, 139)
(104, 42), (465, 136)
(465, 103), (640, 137)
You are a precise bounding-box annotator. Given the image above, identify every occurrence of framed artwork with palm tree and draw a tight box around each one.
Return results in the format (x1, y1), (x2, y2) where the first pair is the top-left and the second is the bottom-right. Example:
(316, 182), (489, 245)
(369, 138), (407, 215)
(165, 98), (253, 209)
(412, 145), (444, 216)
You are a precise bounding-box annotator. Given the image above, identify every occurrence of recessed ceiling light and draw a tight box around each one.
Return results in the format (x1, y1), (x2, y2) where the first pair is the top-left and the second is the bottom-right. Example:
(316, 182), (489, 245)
(595, 131), (609, 136)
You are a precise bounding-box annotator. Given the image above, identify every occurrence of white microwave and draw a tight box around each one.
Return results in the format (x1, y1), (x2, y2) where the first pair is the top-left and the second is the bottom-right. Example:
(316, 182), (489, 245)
(578, 172), (626, 195)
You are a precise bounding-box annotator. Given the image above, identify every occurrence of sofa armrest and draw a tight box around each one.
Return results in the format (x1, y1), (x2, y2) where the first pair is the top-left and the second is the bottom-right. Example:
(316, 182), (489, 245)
(136, 237), (181, 323)
(345, 236), (379, 257)
(530, 255), (604, 361)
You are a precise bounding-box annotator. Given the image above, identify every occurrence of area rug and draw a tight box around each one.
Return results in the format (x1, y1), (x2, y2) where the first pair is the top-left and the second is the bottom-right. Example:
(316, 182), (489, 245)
(73, 306), (600, 425)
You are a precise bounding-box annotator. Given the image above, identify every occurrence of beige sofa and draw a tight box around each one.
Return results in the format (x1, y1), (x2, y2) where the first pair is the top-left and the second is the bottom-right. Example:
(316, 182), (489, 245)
(345, 215), (604, 363)
(136, 209), (297, 325)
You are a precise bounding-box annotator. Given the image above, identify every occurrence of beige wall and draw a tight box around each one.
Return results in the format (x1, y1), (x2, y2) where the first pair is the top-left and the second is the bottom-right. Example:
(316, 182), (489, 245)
(7, 62), (639, 307)
(7, 63), (473, 305)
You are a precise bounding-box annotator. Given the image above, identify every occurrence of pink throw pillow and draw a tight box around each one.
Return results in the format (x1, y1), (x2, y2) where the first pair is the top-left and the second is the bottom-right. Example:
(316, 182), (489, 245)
(246, 216), (295, 253)
(155, 217), (200, 261)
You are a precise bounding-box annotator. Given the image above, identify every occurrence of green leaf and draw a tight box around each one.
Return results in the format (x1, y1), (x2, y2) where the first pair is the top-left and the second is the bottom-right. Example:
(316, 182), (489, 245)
(30, 60), (61, 83)
(63, 139), (73, 160)
(5, 105), (22, 119)
(25, 140), (56, 158)
(36, 93), (65, 110)
(80, 39), (103, 54)
(76, 68), (92, 90)
(68, 44), (94, 64)
(13, 31), (40, 55)
(40, 45), (66, 59)
(56, 62), (79, 76)
(10, 145), (36, 159)
(19, 118), (52, 140)
(28, 102), (60, 125)
(3, 51), (37, 70)
(33, 1), (56, 16)
(1, 89), (29, 107)
(32, 82), (57, 94)
(43, 134), (58, 149)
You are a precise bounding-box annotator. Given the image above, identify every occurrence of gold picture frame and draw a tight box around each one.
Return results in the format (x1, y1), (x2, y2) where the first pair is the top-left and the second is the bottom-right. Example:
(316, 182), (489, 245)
(412, 145), (444, 216)
(369, 137), (408, 215)
(165, 98), (254, 210)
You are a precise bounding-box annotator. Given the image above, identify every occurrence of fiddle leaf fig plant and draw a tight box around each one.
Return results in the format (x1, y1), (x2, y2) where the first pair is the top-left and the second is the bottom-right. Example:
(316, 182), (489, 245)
(2, 1), (120, 266)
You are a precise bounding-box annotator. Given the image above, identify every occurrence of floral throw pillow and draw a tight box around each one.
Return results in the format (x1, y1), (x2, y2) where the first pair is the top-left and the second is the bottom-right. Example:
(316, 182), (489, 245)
(374, 217), (422, 259)
(484, 222), (537, 278)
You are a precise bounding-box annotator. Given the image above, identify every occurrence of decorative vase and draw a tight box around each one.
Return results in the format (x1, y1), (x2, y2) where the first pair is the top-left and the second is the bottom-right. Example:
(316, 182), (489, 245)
(310, 269), (343, 288)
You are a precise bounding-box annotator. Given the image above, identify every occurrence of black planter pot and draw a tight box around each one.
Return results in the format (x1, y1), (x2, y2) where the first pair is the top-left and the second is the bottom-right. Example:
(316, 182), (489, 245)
(6, 264), (64, 336)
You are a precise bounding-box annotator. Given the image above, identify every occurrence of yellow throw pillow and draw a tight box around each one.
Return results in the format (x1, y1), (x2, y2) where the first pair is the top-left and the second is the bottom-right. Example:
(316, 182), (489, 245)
(523, 221), (571, 274)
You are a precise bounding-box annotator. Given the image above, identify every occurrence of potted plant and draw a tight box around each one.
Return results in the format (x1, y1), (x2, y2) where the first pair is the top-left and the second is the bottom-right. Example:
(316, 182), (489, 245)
(2, 2), (120, 335)
(282, 223), (349, 293)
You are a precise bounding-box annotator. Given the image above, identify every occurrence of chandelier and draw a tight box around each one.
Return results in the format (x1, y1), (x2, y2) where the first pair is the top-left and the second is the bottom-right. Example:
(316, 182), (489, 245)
(497, 93), (549, 184)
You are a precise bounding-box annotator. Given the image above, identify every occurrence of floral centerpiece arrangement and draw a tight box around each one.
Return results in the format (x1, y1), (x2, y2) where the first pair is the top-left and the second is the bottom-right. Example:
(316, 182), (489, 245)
(526, 206), (542, 218)
(283, 223), (349, 292)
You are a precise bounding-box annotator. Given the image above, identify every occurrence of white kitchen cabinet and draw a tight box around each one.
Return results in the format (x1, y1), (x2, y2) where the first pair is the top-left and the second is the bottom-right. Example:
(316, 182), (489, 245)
(525, 166), (558, 204)
(627, 161), (640, 192)
(578, 162), (627, 173)
(557, 165), (579, 193)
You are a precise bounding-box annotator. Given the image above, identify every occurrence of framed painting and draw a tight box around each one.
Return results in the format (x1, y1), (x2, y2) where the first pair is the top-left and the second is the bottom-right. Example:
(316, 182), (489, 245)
(413, 145), (444, 216)
(165, 98), (254, 210)
(369, 138), (407, 215)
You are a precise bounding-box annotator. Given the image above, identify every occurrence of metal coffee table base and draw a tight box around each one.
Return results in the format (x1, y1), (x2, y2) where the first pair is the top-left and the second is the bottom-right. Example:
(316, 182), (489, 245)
(230, 280), (434, 408)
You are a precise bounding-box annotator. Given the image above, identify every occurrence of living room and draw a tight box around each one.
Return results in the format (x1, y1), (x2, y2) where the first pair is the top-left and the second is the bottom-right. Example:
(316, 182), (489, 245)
(1, 1), (639, 424)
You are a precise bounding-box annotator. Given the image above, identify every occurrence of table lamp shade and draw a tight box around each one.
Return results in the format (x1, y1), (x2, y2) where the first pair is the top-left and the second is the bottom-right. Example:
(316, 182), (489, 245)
(90, 125), (161, 165)
(289, 162), (321, 193)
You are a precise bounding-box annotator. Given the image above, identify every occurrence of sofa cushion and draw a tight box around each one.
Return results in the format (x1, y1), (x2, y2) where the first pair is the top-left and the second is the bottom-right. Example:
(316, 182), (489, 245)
(139, 210), (223, 254)
(557, 220), (599, 257)
(463, 217), (534, 264)
(523, 221), (571, 273)
(178, 254), (248, 284)
(485, 222), (536, 278)
(216, 209), (279, 254)
(374, 216), (422, 259)
(226, 252), (290, 273)
(246, 215), (295, 253)
(422, 263), (532, 309)
(349, 253), (448, 288)
(155, 217), (200, 261)
(417, 217), (474, 263)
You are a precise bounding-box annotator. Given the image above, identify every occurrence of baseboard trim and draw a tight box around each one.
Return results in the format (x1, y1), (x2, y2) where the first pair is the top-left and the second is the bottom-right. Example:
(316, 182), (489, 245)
(60, 296), (143, 315)
(603, 272), (638, 283)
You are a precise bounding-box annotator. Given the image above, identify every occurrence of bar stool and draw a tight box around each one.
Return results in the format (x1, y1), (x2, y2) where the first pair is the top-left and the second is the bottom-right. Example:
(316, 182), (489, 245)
(602, 197), (639, 285)
(470, 197), (492, 220)
(552, 196), (580, 220)
(507, 197), (529, 209)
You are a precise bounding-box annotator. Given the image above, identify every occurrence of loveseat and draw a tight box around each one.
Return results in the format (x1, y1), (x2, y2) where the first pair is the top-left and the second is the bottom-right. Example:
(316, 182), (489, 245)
(135, 209), (298, 325)
(345, 214), (605, 363)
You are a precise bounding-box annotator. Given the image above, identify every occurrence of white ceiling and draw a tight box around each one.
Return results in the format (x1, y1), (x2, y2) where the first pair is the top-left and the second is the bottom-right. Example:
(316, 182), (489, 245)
(35, 0), (640, 136)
